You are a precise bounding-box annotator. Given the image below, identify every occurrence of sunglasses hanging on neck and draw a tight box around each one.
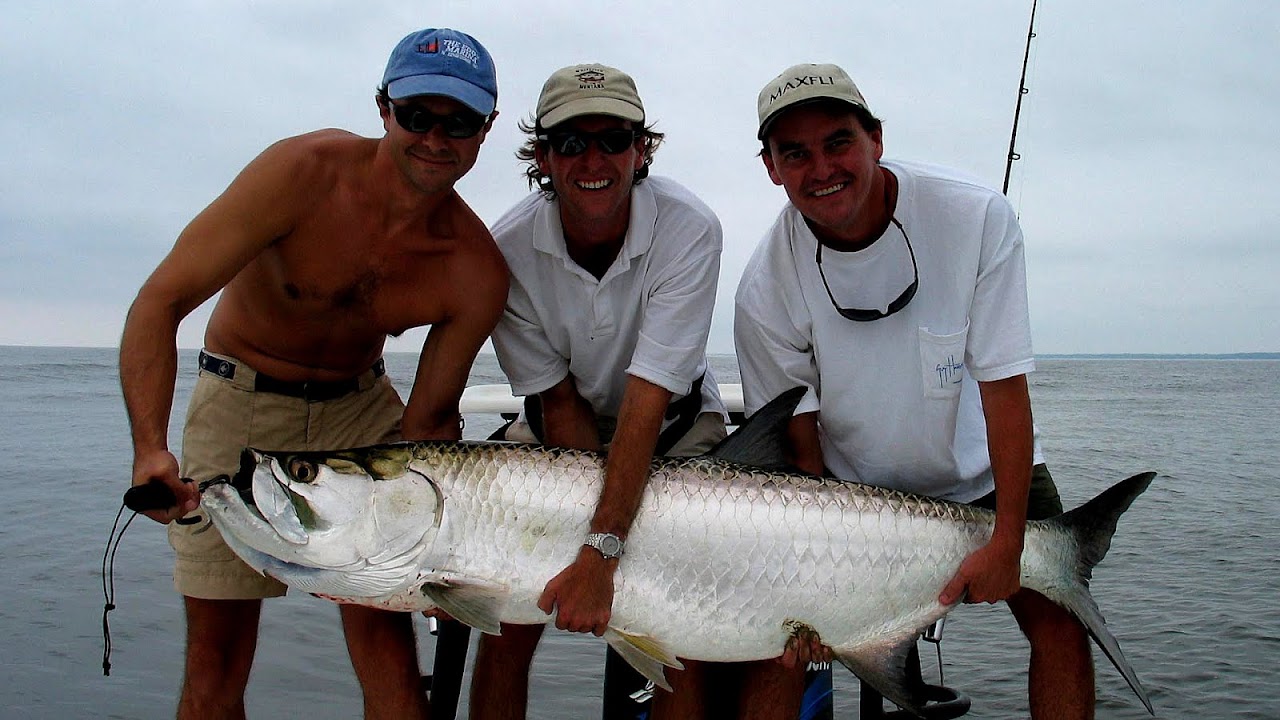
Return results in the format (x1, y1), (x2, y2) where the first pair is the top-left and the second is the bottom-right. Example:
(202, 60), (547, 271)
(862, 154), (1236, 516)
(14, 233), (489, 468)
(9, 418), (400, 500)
(815, 217), (918, 322)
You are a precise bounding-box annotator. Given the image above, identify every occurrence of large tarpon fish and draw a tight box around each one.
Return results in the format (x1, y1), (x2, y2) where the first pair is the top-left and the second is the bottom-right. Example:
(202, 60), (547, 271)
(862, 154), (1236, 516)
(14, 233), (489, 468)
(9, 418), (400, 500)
(202, 389), (1154, 715)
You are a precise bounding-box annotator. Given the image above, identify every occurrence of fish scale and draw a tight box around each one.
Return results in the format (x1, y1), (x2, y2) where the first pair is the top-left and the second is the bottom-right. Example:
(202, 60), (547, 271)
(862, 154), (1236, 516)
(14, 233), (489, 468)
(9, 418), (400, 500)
(203, 390), (1155, 715)
(628, 469), (954, 656)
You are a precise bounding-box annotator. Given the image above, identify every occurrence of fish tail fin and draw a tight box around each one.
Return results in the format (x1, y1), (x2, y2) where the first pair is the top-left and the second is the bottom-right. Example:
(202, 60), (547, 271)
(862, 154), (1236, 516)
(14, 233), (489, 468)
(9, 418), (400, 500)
(1058, 471), (1156, 580)
(1036, 471), (1156, 714)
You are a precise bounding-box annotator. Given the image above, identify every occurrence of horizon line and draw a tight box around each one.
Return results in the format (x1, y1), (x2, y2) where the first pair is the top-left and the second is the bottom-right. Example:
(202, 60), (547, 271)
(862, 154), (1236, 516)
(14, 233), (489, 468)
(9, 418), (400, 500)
(3, 344), (1279, 360)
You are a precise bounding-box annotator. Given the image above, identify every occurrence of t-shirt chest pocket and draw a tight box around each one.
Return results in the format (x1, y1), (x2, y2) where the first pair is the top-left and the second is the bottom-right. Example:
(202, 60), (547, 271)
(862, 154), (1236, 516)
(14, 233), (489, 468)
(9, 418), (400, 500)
(918, 323), (968, 398)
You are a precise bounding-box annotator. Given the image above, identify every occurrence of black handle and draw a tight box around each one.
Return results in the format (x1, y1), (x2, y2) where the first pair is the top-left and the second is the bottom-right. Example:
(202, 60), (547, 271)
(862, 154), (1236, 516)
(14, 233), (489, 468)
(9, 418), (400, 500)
(123, 480), (179, 512)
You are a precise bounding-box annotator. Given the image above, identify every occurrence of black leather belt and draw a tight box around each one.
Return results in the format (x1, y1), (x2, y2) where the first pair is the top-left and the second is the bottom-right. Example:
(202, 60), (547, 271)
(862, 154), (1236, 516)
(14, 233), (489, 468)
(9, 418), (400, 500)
(198, 351), (385, 402)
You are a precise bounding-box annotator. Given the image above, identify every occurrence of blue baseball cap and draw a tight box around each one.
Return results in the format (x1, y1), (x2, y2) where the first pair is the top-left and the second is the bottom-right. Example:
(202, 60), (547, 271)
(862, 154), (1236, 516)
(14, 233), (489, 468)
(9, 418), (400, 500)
(382, 28), (497, 115)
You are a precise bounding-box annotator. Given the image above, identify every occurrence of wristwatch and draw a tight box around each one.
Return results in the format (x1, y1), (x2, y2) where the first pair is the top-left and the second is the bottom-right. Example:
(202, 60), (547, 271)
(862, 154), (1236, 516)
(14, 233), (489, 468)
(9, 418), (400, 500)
(584, 532), (625, 560)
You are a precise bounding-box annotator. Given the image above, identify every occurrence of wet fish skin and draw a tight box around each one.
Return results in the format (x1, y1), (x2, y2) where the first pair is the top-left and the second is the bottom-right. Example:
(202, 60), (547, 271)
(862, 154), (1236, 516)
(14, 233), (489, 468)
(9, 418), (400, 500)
(202, 391), (1155, 715)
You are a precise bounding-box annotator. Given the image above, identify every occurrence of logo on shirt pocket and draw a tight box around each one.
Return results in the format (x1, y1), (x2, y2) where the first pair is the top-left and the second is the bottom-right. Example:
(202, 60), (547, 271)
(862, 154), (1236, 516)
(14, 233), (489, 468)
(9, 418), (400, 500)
(919, 323), (968, 399)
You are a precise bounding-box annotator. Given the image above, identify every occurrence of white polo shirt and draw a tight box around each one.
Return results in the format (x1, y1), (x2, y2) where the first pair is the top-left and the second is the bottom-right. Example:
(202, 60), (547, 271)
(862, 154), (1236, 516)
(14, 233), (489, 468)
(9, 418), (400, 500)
(735, 160), (1043, 502)
(491, 176), (726, 423)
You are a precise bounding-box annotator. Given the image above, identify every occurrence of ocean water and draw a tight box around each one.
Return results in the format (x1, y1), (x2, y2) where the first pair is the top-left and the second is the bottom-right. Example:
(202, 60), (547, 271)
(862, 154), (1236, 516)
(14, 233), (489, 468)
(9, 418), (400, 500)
(1, 345), (1277, 719)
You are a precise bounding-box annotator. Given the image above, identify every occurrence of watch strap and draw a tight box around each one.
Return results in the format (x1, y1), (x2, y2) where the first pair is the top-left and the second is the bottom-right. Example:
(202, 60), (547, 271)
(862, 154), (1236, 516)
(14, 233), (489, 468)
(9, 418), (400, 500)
(584, 532), (625, 559)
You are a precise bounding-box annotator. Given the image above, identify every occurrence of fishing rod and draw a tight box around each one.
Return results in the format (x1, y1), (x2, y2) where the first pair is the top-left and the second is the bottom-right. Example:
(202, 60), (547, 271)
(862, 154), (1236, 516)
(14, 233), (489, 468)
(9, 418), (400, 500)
(1003, 0), (1039, 195)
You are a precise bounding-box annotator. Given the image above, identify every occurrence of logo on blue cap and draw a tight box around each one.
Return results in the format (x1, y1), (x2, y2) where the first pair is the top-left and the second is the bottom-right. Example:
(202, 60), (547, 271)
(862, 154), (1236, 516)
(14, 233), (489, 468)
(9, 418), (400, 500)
(382, 28), (497, 116)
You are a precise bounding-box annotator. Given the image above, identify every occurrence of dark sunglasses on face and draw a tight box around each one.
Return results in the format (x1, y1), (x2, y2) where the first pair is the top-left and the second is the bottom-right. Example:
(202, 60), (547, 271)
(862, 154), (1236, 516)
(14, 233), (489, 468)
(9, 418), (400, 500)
(538, 129), (638, 157)
(388, 102), (488, 138)
(816, 217), (919, 322)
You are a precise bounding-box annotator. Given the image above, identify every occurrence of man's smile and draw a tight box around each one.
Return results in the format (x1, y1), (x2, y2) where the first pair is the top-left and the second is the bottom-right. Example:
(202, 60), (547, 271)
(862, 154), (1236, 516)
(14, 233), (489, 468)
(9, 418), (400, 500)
(811, 182), (847, 198)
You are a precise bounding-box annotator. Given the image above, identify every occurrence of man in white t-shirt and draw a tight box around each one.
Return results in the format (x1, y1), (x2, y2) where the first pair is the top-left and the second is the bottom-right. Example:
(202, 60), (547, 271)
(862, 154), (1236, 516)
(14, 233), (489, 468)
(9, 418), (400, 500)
(469, 62), (728, 720)
(731, 64), (1094, 719)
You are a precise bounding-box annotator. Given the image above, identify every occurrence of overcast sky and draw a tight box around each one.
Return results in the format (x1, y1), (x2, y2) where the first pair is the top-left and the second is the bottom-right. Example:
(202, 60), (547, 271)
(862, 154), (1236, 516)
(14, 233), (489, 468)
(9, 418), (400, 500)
(4, 1), (1276, 355)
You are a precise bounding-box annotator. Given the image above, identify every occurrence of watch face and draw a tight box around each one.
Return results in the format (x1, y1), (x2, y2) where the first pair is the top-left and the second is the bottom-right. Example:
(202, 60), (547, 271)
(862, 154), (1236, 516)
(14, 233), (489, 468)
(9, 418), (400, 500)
(600, 535), (622, 556)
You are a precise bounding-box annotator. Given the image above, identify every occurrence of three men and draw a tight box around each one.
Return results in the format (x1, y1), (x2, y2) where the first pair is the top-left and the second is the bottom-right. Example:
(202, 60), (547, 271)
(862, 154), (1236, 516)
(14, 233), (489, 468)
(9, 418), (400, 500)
(120, 28), (507, 719)
(470, 63), (728, 719)
(734, 63), (1092, 718)
(123, 35), (1090, 717)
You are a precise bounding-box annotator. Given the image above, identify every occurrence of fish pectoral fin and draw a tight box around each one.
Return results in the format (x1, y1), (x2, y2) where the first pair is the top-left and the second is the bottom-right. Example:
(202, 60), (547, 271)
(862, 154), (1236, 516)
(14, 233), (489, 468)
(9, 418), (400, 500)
(832, 633), (930, 717)
(603, 628), (684, 692)
(421, 577), (508, 636)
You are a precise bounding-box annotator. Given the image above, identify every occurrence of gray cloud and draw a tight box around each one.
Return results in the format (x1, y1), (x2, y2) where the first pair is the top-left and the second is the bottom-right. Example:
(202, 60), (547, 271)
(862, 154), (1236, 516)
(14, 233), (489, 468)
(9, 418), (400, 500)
(3, 0), (1276, 354)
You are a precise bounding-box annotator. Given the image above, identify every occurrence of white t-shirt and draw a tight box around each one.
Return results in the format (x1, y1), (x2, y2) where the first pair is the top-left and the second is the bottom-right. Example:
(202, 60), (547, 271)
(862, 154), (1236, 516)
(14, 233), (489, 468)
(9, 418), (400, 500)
(491, 176), (726, 424)
(734, 160), (1043, 501)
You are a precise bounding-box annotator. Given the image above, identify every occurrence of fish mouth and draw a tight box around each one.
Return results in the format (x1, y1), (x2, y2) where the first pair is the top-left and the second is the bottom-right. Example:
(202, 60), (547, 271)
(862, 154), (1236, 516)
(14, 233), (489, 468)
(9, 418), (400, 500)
(226, 448), (298, 533)
(214, 443), (446, 553)
(229, 448), (264, 510)
(182, 450), (258, 510)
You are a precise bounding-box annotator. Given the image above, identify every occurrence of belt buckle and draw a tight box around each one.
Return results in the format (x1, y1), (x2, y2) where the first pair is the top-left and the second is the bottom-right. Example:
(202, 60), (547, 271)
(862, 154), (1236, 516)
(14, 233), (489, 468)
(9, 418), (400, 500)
(300, 380), (338, 402)
(299, 379), (351, 402)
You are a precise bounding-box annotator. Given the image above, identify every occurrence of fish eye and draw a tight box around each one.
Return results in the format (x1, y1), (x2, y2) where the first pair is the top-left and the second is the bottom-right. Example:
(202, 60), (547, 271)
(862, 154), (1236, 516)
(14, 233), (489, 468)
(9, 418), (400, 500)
(288, 458), (318, 483)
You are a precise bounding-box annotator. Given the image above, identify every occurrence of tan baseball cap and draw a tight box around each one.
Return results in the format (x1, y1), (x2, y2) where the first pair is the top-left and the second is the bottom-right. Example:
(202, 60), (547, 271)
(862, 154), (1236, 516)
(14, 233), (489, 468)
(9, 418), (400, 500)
(757, 63), (869, 139)
(536, 63), (645, 128)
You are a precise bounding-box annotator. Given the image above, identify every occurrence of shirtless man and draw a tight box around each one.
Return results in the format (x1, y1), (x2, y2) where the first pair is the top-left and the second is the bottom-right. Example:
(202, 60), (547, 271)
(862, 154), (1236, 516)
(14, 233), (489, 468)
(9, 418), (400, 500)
(119, 28), (507, 719)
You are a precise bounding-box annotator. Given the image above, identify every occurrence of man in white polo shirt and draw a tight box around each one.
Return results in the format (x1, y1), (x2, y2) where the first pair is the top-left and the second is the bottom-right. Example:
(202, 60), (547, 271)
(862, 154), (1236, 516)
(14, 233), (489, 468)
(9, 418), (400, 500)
(732, 62), (1093, 719)
(470, 63), (728, 719)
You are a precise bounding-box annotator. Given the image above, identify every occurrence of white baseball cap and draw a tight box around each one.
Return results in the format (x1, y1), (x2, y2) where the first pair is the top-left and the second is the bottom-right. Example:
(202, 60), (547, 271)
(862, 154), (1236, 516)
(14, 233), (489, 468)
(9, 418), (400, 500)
(757, 63), (869, 139)
(536, 63), (644, 128)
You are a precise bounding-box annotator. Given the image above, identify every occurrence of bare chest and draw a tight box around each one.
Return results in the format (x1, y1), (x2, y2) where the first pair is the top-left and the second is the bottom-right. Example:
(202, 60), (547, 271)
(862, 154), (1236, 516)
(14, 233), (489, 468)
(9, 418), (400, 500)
(249, 219), (454, 336)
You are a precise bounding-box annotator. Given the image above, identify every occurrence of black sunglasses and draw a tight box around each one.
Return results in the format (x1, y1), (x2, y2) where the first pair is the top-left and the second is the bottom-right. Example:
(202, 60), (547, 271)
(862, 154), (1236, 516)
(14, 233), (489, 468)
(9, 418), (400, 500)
(388, 102), (488, 138)
(538, 129), (637, 157)
(816, 217), (918, 322)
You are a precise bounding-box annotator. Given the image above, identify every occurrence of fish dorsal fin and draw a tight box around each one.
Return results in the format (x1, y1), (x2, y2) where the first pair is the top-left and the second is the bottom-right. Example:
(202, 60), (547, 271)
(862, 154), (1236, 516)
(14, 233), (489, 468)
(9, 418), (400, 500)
(705, 386), (808, 470)
(603, 628), (683, 691)
(421, 575), (509, 636)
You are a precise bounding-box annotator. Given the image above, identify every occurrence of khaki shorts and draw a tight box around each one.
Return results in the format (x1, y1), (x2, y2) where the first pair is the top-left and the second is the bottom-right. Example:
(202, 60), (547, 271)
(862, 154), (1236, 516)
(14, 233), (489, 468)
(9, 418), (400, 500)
(967, 463), (1064, 520)
(662, 412), (729, 457)
(171, 351), (405, 600)
(504, 411), (727, 458)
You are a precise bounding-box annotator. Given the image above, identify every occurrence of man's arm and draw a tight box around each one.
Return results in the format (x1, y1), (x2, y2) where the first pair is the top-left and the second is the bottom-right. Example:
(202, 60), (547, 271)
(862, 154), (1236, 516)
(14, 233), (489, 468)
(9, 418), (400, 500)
(736, 260), (824, 476)
(588, 376), (671, 539)
(120, 138), (314, 522)
(540, 375), (603, 451)
(120, 292), (192, 523)
(939, 373), (1034, 605)
(400, 243), (508, 441)
(784, 412), (826, 477)
(537, 374), (671, 636)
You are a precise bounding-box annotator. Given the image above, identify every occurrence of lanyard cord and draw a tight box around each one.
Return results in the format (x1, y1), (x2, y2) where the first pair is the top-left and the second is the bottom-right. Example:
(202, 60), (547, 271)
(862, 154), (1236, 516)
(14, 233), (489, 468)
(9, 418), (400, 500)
(100, 474), (232, 677)
(101, 503), (139, 676)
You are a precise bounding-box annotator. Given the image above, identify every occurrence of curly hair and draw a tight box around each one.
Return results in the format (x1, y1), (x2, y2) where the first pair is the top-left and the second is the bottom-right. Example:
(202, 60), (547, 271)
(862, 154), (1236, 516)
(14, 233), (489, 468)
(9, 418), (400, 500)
(515, 116), (665, 200)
